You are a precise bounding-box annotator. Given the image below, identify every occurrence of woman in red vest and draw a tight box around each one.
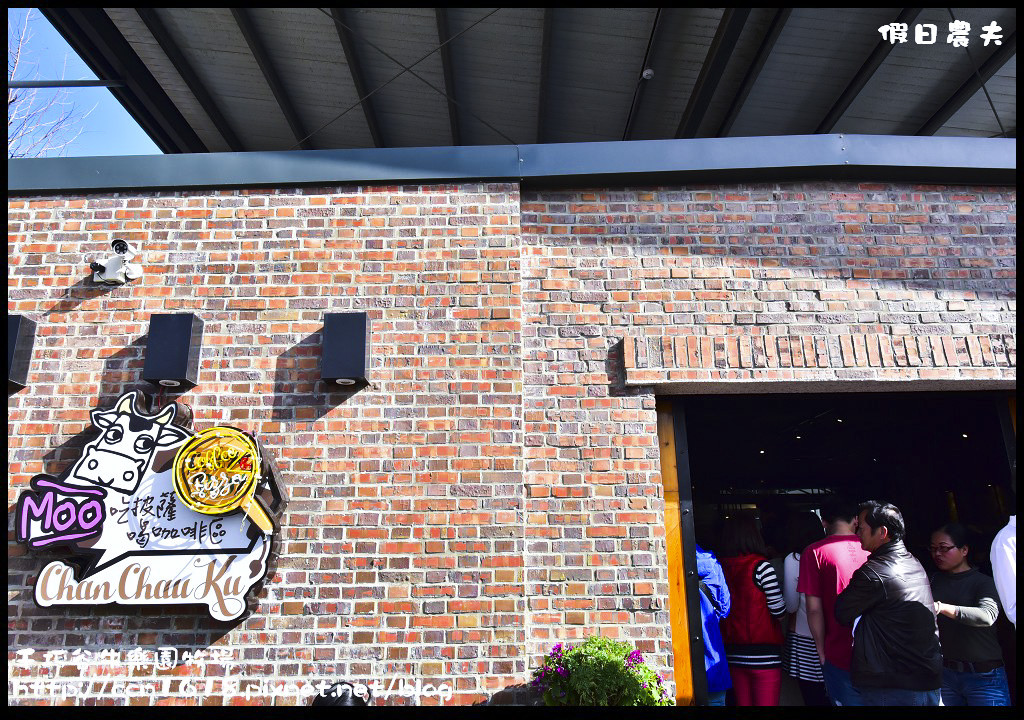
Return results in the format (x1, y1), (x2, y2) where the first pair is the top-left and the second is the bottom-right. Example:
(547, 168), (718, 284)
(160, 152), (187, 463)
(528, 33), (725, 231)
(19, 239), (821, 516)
(718, 511), (787, 706)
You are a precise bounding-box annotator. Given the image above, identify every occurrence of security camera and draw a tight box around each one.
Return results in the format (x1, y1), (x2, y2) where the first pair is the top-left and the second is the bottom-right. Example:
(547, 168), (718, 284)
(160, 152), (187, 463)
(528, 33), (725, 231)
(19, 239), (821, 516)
(90, 240), (144, 286)
(110, 239), (140, 256)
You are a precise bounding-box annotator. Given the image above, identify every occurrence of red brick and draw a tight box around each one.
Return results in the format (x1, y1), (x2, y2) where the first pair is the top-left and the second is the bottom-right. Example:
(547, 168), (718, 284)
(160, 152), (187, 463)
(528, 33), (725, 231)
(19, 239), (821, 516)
(8, 181), (1015, 707)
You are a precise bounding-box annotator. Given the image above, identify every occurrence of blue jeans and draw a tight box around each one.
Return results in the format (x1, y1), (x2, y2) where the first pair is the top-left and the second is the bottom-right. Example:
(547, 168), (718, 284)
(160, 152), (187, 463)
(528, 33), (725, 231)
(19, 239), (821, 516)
(822, 662), (862, 707)
(940, 667), (1011, 706)
(860, 687), (941, 706)
(707, 690), (727, 706)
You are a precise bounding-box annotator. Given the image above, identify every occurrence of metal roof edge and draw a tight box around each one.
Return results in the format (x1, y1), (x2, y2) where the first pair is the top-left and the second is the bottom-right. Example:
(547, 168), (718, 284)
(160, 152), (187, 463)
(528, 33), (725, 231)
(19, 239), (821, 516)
(7, 135), (1016, 195)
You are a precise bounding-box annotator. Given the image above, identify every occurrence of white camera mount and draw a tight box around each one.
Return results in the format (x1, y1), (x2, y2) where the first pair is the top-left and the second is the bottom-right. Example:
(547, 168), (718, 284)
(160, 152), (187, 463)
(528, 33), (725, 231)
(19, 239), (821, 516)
(90, 240), (143, 286)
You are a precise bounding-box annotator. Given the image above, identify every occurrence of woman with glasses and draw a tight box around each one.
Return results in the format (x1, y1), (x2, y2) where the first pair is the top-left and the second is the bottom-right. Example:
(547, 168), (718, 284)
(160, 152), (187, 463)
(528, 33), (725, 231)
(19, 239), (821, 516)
(928, 522), (1010, 706)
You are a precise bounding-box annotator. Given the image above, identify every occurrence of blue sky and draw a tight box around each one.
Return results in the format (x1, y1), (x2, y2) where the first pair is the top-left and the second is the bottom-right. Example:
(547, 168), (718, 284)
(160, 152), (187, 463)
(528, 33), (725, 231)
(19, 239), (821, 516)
(8, 8), (161, 157)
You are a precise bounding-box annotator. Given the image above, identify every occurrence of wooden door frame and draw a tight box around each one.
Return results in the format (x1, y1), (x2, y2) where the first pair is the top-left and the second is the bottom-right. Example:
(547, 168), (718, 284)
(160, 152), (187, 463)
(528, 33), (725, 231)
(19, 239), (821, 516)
(656, 398), (707, 706)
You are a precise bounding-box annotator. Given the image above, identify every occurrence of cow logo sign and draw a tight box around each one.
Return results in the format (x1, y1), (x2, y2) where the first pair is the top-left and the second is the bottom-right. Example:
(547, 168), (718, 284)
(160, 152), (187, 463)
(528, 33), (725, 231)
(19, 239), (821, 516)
(15, 391), (287, 621)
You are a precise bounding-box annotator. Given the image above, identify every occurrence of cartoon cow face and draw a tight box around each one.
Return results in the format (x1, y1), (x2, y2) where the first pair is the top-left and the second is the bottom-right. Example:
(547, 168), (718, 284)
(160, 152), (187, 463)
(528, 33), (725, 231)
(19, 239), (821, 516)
(68, 392), (191, 495)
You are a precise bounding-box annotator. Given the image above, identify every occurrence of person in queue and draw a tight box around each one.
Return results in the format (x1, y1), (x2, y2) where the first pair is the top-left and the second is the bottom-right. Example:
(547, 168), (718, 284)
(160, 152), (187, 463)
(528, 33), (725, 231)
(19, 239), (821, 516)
(781, 511), (827, 706)
(835, 501), (942, 706)
(717, 512), (786, 706)
(695, 543), (732, 706)
(929, 522), (1010, 706)
(797, 497), (869, 706)
(990, 462), (1016, 629)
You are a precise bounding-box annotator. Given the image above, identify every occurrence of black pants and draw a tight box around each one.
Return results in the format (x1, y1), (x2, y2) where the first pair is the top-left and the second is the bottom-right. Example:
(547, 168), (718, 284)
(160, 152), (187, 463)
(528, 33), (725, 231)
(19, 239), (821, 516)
(798, 679), (830, 707)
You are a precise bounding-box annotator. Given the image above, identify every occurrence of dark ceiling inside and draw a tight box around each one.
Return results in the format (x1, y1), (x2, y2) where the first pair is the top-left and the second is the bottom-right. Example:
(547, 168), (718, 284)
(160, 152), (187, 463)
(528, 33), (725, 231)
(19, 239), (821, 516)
(683, 391), (1013, 503)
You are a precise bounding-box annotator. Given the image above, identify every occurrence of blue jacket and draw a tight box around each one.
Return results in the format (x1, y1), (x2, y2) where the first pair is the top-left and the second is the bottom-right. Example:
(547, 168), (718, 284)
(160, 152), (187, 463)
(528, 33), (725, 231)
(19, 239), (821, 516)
(695, 544), (731, 693)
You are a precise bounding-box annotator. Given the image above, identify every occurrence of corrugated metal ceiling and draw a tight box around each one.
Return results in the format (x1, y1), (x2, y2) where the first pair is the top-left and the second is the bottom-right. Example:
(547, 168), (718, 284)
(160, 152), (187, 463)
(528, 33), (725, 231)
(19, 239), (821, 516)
(49, 8), (1017, 153)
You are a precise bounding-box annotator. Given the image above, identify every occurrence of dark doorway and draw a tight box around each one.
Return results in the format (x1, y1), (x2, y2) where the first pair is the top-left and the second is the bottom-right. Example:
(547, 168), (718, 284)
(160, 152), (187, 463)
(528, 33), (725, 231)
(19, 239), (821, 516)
(675, 390), (1016, 705)
(683, 391), (1013, 557)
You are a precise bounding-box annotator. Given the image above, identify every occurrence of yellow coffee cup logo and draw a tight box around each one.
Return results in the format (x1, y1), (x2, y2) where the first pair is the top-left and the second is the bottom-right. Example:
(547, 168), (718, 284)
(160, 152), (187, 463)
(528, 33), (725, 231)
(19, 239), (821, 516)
(172, 426), (274, 534)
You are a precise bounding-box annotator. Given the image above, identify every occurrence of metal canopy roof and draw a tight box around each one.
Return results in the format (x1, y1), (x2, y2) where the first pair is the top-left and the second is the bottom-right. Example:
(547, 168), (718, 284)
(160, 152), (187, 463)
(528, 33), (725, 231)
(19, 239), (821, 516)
(44, 8), (1017, 154)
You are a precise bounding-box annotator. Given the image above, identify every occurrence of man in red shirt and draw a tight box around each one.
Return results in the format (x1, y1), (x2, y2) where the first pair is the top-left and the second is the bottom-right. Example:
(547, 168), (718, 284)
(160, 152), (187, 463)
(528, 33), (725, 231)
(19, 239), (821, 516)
(798, 498), (870, 706)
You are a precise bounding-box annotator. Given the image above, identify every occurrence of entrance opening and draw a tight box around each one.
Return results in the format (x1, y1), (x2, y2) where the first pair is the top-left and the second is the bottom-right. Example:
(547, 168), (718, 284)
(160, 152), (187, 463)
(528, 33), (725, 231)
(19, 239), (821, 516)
(676, 390), (1016, 706)
(685, 391), (1013, 551)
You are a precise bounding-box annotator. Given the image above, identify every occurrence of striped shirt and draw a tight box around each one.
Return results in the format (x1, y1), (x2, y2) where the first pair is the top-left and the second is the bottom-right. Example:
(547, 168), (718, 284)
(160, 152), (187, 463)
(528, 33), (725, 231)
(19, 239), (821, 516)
(726, 560), (787, 667)
(754, 561), (787, 617)
(784, 633), (826, 682)
(782, 552), (825, 682)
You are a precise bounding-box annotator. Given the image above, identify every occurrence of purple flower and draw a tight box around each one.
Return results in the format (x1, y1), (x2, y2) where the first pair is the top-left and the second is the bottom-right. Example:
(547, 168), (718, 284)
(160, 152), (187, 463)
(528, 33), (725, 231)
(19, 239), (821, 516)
(624, 649), (646, 670)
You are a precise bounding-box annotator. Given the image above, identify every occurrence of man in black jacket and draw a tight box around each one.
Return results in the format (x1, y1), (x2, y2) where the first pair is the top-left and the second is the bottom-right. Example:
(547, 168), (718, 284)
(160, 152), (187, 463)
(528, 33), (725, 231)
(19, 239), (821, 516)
(835, 501), (942, 706)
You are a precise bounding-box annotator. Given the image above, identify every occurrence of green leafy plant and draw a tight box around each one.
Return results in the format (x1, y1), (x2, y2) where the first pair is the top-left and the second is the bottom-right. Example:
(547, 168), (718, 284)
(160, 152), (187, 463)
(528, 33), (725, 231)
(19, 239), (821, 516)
(531, 636), (673, 706)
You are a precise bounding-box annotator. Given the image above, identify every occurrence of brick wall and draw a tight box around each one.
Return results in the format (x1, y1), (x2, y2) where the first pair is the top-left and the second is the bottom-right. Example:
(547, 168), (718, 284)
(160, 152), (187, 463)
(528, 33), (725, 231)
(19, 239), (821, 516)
(8, 183), (524, 706)
(606, 185), (1016, 386)
(519, 181), (1015, 693)
(8, 180), (1016, 705)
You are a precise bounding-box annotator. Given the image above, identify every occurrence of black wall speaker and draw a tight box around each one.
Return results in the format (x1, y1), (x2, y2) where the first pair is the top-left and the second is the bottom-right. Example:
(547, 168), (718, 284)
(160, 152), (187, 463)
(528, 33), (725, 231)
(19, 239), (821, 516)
(322, 312), (370, 388)
(8, 314), (36, 393)
(142, 313), (204, 390)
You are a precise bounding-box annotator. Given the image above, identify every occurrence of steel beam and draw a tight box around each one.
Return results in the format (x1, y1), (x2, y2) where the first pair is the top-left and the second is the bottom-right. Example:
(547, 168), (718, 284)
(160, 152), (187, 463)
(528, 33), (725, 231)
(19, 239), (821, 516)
(536, 8), (554, 144)
(8, 79), (124, 88)
(231, 8), (313, 150)
(331, 8), (385, 148)
(9, 135), (1015, 194)
(716, 8), (790, 137)
(136, 8), (245, 152)
(435, 9), (462, 146)
(40, 8), (206, 154)
(916, 31), (1017, 136)
(676, 8), (750, 139)
(622, 8), (664, 141)
(816, 8), (923, 134)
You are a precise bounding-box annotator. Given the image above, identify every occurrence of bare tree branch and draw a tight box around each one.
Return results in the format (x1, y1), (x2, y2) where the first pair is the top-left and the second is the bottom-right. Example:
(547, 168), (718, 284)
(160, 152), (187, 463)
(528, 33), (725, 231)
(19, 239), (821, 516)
(8, 9), (95, 158)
